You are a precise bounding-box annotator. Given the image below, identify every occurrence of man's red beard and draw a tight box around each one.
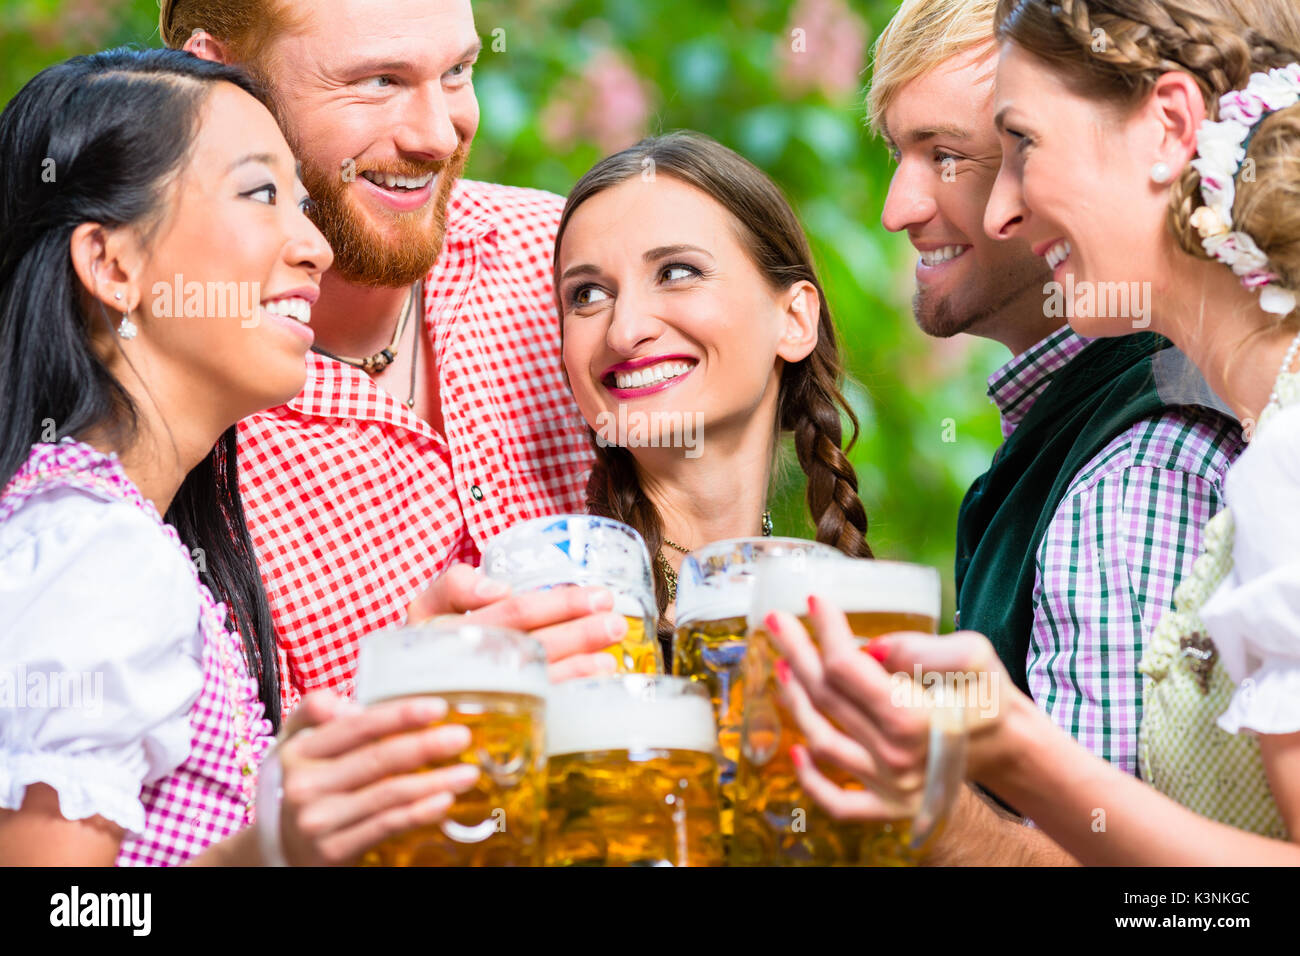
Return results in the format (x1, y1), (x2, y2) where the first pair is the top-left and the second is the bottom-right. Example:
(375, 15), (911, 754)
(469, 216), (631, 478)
(298, 142), (470, 288)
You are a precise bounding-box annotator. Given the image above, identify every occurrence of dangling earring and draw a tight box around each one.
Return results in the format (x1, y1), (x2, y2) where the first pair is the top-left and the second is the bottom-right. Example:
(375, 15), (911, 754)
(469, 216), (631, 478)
(761, 510), (773, 537)
(114, 294), (138, 340)
(1150, 162), (1172, 185)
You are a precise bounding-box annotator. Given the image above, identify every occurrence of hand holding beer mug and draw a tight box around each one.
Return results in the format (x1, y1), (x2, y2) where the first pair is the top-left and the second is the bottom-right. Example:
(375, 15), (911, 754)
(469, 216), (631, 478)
(734, 556), (966, 866)
(544, 676), (723, 866)
(673, 537), (840, 838)
(483, 515), (662, 674)
(354, 624), (548, 866)
(769, 614), (999, 830)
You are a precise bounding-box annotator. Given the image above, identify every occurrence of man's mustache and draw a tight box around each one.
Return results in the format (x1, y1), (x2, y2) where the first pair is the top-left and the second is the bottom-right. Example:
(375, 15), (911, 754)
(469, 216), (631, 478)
(354, 144), (468, 181)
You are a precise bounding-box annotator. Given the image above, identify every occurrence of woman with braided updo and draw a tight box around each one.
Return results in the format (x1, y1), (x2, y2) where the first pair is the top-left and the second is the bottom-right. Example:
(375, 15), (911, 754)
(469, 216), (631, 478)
(553, 132), (872, 655)
(759, 0), (1300, 864)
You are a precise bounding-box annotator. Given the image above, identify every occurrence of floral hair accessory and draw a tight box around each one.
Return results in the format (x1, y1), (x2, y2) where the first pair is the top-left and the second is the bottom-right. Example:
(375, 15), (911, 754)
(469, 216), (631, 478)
(1189, 62), (1300, 317)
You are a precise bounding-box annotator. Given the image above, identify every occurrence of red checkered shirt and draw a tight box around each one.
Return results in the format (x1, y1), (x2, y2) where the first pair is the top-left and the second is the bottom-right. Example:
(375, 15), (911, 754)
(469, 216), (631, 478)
(238, 179), (593, 714)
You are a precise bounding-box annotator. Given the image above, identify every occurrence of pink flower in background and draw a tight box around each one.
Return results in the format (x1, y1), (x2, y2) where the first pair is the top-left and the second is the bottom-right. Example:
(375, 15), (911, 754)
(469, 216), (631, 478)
(586, 51), (653, 152)
(541, 48), (655, 154)
(539, 98), (579, 149)
(778, 0), (869, 100)
(28, 0), (126, 51)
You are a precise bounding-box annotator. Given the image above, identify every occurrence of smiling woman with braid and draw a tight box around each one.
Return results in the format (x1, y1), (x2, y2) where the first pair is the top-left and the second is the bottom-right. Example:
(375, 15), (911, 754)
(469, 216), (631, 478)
(554, 132), (872, 657)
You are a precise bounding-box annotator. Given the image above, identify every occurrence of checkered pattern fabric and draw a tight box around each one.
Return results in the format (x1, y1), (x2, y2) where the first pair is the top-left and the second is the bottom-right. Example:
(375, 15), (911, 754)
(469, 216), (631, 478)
(0, 440), (272, 866)
(238, 180), (594, 713)
(988, 328), (1243, 774)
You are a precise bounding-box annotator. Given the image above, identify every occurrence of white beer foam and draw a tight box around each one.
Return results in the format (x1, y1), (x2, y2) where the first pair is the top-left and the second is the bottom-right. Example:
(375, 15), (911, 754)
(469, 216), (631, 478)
(676, 587), (749, 628)
(546, 678), (717, 756)
(356, 627), (547, 704)
(748, 556), (940, 628)
(613, 592), (650, 619)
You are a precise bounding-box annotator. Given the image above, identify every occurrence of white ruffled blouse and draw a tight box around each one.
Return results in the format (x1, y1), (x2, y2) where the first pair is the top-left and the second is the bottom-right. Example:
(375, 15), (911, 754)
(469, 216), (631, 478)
(1201, 401), (1300, 736)
(0, 484), (203, 836)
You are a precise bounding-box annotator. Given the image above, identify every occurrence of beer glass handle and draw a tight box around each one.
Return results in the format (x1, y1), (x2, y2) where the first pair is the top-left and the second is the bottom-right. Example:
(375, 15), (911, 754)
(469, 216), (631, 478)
(909, 707), (968, 852)
(255, 739), (290, 867)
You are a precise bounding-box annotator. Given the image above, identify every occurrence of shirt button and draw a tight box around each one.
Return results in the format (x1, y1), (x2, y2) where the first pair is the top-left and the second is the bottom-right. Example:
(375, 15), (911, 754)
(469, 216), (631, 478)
(470, 484), (484, 501)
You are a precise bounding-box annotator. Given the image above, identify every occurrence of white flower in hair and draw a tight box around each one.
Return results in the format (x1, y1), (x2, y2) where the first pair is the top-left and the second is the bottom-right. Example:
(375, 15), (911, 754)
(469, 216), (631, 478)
(1219, 90), (1266, 126)
(1203, 231), (1269, 277)
(1190, 63), (1300, 317)
(1260, 285), (1298, 317)
(1193, 118), (1248, 168)
(1246, 68), (1300, 113)
(1189, 205), (1229, 240)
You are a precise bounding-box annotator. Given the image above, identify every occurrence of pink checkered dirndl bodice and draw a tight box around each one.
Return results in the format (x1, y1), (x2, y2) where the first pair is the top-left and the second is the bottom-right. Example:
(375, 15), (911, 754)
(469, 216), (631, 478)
(0, 441), (273, 865)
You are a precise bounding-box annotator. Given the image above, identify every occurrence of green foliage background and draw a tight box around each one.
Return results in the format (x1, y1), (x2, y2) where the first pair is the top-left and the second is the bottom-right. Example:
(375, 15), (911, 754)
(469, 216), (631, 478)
(0, 0), (1008, 622)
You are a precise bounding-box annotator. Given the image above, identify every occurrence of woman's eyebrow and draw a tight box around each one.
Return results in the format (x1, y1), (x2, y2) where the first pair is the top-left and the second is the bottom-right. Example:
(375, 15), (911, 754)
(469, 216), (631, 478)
(643, 243), (711, 261)
(559, 262), (602, 283)
(225, 152), (278, 175)
(559, 244), (715, 282)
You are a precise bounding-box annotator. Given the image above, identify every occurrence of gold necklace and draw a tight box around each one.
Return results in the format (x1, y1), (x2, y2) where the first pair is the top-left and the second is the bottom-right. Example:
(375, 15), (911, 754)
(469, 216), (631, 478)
(657, 510), (773, 602)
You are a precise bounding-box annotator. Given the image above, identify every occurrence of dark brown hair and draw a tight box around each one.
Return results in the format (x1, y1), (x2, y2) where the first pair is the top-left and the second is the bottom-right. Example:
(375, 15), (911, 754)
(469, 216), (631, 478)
(553, 131), (873, 629)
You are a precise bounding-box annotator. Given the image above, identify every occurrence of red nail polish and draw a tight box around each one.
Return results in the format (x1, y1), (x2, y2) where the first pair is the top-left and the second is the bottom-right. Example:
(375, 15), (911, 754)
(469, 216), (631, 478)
(764, 611), (782, 635)
(866, 640), (889, 664)
(807, 594), (819, 615)
(775, 658), (790, 685)
(789, 746), (803, 769)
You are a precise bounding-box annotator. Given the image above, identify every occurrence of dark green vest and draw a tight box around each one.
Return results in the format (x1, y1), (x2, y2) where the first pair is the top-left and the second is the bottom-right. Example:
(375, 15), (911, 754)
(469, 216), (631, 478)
(954, 333), (1219, 695)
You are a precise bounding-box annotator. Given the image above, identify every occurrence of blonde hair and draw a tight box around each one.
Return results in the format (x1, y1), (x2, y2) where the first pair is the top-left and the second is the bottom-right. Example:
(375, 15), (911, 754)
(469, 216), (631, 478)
(867, 0), (1001, 137)
(995, 0), (1300, 318)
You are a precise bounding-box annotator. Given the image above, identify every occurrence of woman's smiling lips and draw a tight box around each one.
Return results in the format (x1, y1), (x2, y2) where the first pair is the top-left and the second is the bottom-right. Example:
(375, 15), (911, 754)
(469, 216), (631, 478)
(601, 354), (698, 399)
(260, 286), (318, 347)
(1033, 237), (1073, 280)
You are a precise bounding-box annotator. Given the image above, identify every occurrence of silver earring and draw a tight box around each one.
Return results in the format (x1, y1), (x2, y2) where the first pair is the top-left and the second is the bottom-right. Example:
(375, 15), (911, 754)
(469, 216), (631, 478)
(1150, 161), (1172, 184)
(118, 310), (138, 340)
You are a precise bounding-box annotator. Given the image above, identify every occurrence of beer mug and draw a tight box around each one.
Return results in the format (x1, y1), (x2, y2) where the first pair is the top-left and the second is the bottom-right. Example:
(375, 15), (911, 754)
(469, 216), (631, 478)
(733, 555), (966, 866)
(483, 514), (661, 674)
(354, 624), (548, 866)
(544, 676), (724, 866)
(673, 537), (841, 838)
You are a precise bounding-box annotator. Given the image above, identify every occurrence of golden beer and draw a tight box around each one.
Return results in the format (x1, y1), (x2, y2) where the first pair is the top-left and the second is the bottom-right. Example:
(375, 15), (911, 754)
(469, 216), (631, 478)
(355, 625), (548, 866)
(615, 596), (663, 674)
(544, 676), (723, 866)
(733, 557), (943, 866)
(673, 614), (746, 834)
(484, 515), (663, 674)
(672, 538), (840, 839)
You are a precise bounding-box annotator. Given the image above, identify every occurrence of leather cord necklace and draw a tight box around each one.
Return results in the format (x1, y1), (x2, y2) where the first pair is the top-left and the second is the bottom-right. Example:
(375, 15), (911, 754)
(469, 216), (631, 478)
(313, 279), (423, 409)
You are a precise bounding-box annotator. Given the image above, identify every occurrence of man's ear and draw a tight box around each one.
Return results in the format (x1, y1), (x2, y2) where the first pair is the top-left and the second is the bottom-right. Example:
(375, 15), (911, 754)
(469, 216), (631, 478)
(183, 29), (236, 65)
(776, 281), (820, 363)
